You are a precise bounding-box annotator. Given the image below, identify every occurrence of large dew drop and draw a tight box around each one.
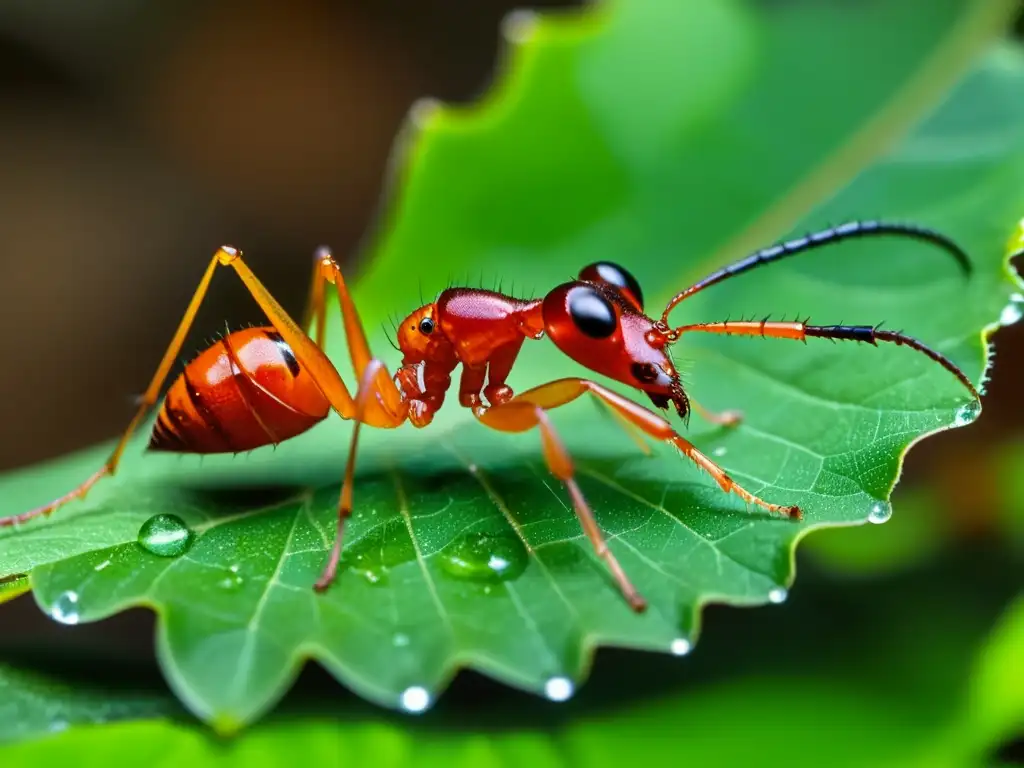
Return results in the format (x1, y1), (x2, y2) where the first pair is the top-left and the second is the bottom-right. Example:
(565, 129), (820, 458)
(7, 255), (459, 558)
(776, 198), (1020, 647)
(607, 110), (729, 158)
(953, 400), (981, 427)
(544, 676), (575, 702)
(439, 532), (528, 584)
(868, 500), (893, 525)
(1001, 293), (1024, 326)
(670, 638), (692, 656)
(50, 591), (81, 625)
(137, 514), (194, 558)
(399, 686), (431, 714)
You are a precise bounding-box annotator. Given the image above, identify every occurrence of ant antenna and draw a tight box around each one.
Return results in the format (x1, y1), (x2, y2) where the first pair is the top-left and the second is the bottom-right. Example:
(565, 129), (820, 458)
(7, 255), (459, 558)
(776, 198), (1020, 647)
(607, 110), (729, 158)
(661, 220), (972, 324)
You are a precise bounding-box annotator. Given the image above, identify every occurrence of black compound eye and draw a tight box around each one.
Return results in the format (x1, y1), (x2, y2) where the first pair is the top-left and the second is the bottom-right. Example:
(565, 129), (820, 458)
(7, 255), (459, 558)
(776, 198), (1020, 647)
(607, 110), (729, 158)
(418, 317), (435, 335)
(631, 363), (659, 383)
(578, 261), (644, 310)
(568, 286), (617, 339)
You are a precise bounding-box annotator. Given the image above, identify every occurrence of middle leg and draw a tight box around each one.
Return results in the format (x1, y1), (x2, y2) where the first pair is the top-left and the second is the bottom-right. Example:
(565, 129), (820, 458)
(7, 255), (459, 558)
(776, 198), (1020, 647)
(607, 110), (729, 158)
(479, 378), (801, 520)
(474, 379), (801, 612)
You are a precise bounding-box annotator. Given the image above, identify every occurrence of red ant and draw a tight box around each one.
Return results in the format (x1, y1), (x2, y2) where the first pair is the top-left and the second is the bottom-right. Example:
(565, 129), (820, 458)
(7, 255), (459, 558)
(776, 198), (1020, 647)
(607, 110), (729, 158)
(1, 221), (979, 612)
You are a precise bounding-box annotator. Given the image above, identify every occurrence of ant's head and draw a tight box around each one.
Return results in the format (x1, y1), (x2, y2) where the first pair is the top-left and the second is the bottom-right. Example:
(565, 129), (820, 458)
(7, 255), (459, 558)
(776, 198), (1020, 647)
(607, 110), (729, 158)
(543, 262), (690, 421)
(396, 303), (454, 365)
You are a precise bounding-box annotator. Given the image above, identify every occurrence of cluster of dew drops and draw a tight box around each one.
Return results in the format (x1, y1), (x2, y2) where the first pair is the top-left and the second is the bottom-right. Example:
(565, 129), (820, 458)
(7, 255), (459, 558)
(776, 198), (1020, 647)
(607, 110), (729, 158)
(42, 509), (709, 714)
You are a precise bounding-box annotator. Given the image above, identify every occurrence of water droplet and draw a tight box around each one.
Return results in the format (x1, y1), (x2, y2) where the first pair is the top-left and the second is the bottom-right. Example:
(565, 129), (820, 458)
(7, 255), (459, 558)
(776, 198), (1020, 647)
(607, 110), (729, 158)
(218, 564), (244, 590)
(50, 591), (80, 625)
(712, 446), (727, 457)
(392, 633), (410, 647)
(544, 676), (574, 702)
(399, 686), (431, 713)
(868, 500), (892, 525)
(953, 400), (982, 427)
(439, 532), (528, 584)
(670, 638), (692, 656)
(342, 521), (417, 587)
(767, 587), (788, 604)
(1000, 293), (1024, 326)
(137, 514), (194, 558)
(93, 559), (111, 572)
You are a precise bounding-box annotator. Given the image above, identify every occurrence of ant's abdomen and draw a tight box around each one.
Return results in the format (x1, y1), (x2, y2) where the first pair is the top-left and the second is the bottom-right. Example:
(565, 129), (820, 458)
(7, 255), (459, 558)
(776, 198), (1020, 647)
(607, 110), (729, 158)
(148, 327), (329, 454)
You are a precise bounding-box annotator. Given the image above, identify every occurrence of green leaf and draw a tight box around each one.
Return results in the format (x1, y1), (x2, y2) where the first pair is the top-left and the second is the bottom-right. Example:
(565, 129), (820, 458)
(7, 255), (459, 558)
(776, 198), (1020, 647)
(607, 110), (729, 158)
(799, 487), (949, 577)
(961, 594), (1024, 756)
(2, 547), (1018, 765)
(0, 663), (174, 745)
(0, 575), (30, 606)
(0, 1), (1021, 729)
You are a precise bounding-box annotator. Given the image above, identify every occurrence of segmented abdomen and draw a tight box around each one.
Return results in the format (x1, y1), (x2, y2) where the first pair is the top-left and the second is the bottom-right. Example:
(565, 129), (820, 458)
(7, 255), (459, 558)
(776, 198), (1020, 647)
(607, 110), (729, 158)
(148, 327), (330, 454)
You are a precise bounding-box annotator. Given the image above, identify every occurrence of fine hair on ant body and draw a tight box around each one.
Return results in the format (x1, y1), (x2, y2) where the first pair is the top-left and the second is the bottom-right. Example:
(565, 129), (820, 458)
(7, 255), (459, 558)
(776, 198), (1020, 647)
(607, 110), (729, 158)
(1, 220), (980, 612)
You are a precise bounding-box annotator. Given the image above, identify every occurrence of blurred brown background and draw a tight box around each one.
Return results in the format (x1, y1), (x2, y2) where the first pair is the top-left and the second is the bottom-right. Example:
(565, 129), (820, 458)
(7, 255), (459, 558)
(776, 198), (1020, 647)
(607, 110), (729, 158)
(0, 0), (1022, 536)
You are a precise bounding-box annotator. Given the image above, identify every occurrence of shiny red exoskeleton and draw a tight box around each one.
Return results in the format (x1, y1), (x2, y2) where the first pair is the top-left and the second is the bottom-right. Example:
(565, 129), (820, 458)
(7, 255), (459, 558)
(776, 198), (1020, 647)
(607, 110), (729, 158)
(3, 221), (983, 612)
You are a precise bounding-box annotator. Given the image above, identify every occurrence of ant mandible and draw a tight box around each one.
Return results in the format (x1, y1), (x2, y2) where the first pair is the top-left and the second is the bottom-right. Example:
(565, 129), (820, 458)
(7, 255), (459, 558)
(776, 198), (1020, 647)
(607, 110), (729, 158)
(1, 220), (980, 612)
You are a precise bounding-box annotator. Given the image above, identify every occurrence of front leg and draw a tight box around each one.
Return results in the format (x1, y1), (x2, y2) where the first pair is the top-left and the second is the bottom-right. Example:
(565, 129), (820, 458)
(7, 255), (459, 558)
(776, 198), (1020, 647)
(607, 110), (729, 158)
(394, 358), (457, 427)
(471, 377), (801, 611)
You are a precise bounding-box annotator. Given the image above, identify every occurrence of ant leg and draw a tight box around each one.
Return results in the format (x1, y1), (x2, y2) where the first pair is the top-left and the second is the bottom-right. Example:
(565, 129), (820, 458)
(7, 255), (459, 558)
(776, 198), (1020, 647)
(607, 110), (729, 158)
(673, 320), (979, 399)
(314, 252), (405, 418)
(1, 250), (237, 527)
(478, 378), (801, 520)
(690, 400), (743, 427)
(301, 246), (330, 347)
(476, 399), (647, 611)
(314, 358), (387, 592)
(1, 246), (405, 528)
(481, 338), (525, 406)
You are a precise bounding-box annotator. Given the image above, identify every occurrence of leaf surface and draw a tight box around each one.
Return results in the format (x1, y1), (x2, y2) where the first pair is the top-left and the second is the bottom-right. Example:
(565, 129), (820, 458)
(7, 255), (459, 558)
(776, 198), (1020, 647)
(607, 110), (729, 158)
(2, 546), (1019, 766)
(0, 1), (1021, 727)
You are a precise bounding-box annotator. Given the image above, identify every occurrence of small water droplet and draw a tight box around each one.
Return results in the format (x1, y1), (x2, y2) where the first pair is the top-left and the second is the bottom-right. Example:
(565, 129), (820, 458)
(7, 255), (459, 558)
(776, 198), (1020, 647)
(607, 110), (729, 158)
(467, 463), (479, 474)
(767, 587), (788, 604)
(712, 446), (727, 457)
(868, 500), (892, 525)
(392, 633), (410, 647)
(439, 532), (528, 584)
(399, 686), (431, 713)
(50, 591), (80, 625)
(342, 521), (417, 586)
(345, 552), (389, 586)
(93, 559), (111, 572)
(1000, 293), (1024, 326)
(137, 514), (194, 558)
(544, 676), (574, 702)
(218, 565), (244, 590)
(953, 400), (982, 427)
(670, 638), (692, 656)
